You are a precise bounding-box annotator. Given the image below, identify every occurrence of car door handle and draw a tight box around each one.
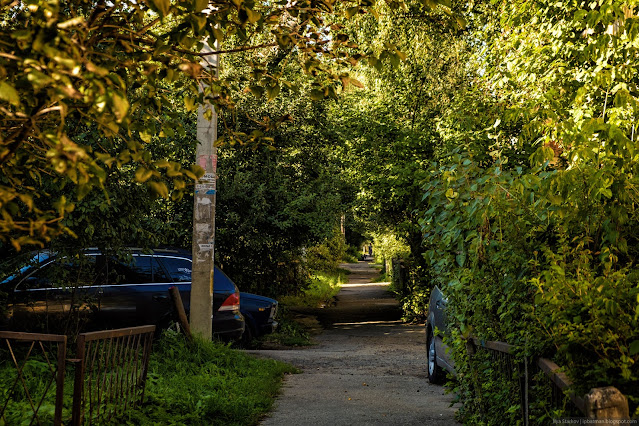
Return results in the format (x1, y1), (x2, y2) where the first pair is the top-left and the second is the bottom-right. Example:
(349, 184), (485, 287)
(153, 295), (169, 301)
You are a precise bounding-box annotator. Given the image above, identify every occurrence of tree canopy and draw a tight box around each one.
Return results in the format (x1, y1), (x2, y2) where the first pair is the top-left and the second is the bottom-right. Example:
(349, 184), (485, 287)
(1, 0), (459, 250)
(4, 0), (639, 419)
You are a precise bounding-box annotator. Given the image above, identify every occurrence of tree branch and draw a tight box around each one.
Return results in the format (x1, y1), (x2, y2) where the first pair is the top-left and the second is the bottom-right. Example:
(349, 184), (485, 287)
(174, 42), (279, 57)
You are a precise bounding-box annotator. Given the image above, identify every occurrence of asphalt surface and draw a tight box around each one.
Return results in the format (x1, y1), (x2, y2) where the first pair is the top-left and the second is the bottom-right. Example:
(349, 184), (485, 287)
(247, 261), (459, 426)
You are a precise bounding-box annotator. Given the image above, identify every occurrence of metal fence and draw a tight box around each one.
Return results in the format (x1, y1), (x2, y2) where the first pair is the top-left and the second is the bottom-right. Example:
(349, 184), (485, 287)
(467, 338), (629, 425)
(0, 331), (67, 425)
(0, 325), (154, 425)
(71, 325), (155, 425)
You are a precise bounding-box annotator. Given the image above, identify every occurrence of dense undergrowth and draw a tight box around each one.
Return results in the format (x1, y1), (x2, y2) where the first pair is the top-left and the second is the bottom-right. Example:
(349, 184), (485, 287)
(378, 0), (639, 422)
(260, 269), (349, 348)
(422, 152), (639, 422)
(279, 269), (348, 309)
(263, 235), (352, 347)
(121, 332), (297, 425)
(0, 333), (296, 426)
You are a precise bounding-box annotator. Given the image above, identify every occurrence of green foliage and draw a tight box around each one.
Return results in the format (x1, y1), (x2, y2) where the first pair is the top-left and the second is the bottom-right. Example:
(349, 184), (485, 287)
(0, 332), (296, 425)
(305, 230), (348, 273)
(214, 143), (346, 297)
(259, 305), (315, 347)
(417, 0), (639, 419)
(0, 352), (70, 425)
(2, 0), (437, 250)
(330, 0), (473, 313)
(372, 233), (411, 267)
(120, 331), (297, 425)
(280, 269), (348, 309)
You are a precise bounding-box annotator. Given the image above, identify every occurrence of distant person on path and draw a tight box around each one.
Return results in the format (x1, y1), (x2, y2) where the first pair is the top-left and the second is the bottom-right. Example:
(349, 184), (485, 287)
(368, 244), (373, 257)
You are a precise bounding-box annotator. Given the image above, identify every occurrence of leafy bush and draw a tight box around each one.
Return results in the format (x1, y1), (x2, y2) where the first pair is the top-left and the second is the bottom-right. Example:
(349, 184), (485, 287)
(408, 0), (639, 421)
(421, 148), (639, 421)
(304, 230), (348, 273)
(372, 233), (411, 270)
(280, 269), (348, 309)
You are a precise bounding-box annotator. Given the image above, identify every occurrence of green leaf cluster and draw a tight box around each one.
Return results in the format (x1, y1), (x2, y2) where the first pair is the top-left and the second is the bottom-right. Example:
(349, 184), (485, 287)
(417, 0), (639, 420)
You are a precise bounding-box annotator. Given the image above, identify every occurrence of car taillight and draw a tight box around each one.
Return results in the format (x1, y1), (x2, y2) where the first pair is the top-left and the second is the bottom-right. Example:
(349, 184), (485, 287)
(218, 292), (240, 312)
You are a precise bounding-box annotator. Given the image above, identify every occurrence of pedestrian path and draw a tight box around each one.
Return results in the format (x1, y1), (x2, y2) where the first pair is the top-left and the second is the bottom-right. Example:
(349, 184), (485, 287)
(248, 261), (459, 426)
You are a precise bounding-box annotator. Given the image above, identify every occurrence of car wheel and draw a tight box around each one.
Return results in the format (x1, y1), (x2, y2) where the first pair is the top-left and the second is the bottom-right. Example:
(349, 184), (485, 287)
(237, 321), (254, 348)
(427, 329), (444, 384)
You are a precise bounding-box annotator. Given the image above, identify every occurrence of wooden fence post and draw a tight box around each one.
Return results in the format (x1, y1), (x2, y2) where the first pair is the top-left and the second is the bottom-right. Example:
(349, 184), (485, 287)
(169, 286), (192, 340)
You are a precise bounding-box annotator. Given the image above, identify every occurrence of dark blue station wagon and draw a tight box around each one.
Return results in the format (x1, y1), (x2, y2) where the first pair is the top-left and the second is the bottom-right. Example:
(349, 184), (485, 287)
(0, 248), (245, 340)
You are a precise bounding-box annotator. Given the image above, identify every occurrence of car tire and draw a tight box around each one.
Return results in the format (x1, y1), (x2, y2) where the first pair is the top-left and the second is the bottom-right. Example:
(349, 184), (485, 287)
(237, 321), (254, 348)
(427, 328), (444, 384)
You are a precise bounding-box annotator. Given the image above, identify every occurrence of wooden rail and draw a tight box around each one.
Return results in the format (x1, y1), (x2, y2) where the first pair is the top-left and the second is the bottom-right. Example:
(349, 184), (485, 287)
(466, 336), (629, 424)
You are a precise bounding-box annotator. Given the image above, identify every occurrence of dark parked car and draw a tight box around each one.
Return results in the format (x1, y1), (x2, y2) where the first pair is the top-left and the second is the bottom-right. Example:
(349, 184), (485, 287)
(239, 292), (278, 345)
(0, 248), (244, 341)
(426, 285), (455, 384)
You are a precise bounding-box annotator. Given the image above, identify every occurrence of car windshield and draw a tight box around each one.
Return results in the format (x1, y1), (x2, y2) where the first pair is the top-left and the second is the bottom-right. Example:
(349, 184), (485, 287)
(0, 251), (52, 285)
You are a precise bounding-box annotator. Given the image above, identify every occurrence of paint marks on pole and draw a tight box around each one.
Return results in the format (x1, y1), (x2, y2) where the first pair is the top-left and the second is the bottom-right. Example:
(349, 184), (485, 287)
(197, 155), (218, 173)
(195, 183), (216, 195)
(198, 243), (215, 251)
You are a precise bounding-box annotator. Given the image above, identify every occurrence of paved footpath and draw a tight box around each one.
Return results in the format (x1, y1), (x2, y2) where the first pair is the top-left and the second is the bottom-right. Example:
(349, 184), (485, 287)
(247, 261), (459, 426)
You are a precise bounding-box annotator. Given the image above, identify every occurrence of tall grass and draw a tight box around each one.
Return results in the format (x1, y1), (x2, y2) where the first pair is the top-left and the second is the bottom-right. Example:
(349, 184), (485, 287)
(122, 331), (297, 425)
(0, 332), (296, 426)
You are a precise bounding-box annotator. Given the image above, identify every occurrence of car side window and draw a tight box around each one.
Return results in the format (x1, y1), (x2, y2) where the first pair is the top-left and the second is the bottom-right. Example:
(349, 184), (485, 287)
(18, 256), (99, 290)
(157, 257), (192, 282)
(109, 255), (170, 284)
(151, 256), (170, 283)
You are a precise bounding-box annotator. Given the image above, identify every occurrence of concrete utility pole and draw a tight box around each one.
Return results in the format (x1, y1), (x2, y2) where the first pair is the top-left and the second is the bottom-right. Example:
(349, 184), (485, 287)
(191, 40), (218, 340)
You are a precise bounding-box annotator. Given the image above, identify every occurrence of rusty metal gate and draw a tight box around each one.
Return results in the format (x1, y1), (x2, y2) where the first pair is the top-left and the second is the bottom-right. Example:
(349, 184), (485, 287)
(71, 325), (155, 425)
(0, 331), (67, 425)
(0, 325), (154, 425)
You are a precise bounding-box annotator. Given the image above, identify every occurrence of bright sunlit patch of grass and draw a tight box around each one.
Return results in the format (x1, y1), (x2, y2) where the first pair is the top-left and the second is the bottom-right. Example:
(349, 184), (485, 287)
(280, 268), (348, 308)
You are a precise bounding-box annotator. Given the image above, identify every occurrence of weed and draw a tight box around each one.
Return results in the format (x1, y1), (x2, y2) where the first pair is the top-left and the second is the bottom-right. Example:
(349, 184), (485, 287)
(120, 330), (297, 425)
(0, 332), (296, 426)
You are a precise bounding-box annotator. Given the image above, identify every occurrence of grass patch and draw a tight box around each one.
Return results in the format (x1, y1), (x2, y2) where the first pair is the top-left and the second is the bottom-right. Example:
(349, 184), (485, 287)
(0, 332), (296, 426)
(280, 268), (349, 308)
(122, 331), (298, 425)
(258, 306), (315, 347)
(258, 268), (350, 348)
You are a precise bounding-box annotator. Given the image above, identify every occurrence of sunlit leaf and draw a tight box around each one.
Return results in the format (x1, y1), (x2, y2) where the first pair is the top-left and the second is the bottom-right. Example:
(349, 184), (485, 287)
(345, 7), (359, 18)
(148, 181), (169, 198)
(265, 84), (280, 100)
(246, 8), (261, 23)
(148, 0), (171, 17)
(0, 81), (20, 106)
(111, 92), (129, 123)
(135, 167), (154, 182)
